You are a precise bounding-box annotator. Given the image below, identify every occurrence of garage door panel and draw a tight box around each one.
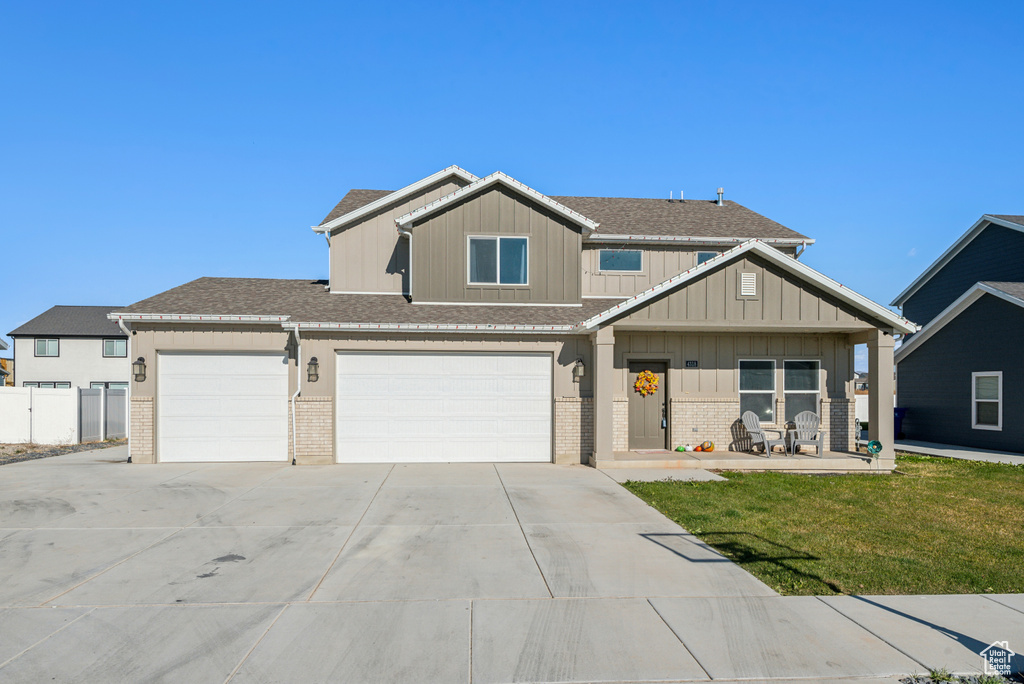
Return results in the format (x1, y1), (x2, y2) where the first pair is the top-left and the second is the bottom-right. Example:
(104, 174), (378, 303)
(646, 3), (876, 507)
(336, 351), (551, 463)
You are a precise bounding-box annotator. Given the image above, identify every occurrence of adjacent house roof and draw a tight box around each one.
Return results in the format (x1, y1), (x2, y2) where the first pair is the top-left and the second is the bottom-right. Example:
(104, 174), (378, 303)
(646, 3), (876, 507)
(891, 214), (1024, 307)
(9, 305), (127, 338)
(895, 281), (1024, 362)
(0, 338), (7, 351)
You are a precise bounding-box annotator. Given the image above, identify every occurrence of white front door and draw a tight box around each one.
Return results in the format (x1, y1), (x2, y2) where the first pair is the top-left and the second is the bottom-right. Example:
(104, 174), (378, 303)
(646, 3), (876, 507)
(335, 351), (551, 463)
(157, 352), (289, 462)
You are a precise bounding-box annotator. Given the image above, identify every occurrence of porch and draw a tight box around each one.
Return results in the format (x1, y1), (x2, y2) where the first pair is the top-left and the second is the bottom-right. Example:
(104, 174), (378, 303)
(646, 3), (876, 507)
(597, 448), (889, 473)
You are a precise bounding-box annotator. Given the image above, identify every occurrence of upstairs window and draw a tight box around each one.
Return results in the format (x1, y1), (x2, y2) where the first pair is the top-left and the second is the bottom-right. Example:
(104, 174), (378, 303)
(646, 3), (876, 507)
(739, 360), (775, 423)
(598, 249), (643, 272)
(697, 251), (718, 265)
(972, 372), (1002, 430)
(103, 338), (127, 357)
(35, 339), (59, 357)
(468, 236), (528, 285)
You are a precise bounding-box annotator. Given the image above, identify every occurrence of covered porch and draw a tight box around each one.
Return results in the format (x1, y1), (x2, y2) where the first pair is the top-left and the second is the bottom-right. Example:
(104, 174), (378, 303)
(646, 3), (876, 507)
(600, 448), (882, 473)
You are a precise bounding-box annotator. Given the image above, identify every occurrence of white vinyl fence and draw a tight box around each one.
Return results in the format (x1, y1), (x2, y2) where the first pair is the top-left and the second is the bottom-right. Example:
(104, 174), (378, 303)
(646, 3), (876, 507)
(0, 387), (126, 445)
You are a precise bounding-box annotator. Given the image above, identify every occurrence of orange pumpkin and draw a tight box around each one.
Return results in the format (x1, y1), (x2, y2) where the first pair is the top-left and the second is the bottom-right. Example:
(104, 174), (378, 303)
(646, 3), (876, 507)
(694, 445), (703, 452)
(701, 441), (715, 452)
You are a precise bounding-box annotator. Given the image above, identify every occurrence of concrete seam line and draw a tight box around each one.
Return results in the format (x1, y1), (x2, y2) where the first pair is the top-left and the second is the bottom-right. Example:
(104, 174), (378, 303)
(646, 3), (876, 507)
(468, 599), (474, 684)
(492, 463), (554, 599)
(0, 607), (96, 670)
(979, 593), (1024, 616)
(304, 464), (395, 601)
(645, 598), (713, 680)
(812, 596), (932, 672)
(222, 603), (290, 684)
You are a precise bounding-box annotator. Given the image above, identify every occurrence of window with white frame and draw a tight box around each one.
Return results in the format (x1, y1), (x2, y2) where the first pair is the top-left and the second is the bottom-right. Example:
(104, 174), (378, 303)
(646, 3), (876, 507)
(24, 382), (71, 389)
(468, 236), (528, 285)
(972, 372), (1002, 430)
(598, 249), (643, 272)
(784, 360), (820, 422)
(103, 338), (127, 357)
(91, 381), (128, 390)
(739, 360), (775, 423)
(35, 338), (59, 356)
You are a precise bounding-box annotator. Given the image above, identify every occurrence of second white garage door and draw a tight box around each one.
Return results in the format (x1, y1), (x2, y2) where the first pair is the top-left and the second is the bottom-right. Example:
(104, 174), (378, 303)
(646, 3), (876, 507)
(335, 351), (551, 463)
(158, 352), (289, 462)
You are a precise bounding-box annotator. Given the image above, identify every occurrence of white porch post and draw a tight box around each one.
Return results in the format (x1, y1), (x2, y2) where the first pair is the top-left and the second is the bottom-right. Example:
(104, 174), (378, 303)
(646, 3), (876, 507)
(867, 329), (895, 466)
(591, 326), (615, 466)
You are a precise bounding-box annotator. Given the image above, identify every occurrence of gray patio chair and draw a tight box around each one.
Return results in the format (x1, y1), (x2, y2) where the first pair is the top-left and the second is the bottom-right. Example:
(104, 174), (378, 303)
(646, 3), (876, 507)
(790, 411), (826, 457)
(741, 411), (787, 456)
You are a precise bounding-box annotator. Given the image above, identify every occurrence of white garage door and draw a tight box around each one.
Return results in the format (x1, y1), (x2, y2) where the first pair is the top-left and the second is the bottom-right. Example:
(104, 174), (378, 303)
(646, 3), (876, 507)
(336, 351), (551, 463)
(157, 352), (289, 462)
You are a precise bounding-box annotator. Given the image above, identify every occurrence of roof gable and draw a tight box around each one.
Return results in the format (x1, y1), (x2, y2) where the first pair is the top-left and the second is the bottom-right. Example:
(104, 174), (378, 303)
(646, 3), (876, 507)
(395, 172), (600, 233)
(891, 215), (1024, 307)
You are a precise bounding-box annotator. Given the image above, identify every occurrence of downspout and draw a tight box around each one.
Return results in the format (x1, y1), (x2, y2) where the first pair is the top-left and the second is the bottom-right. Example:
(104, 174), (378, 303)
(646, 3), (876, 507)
(289, 324), (301, 465)
(398, 227), (412, 297)
(795, 240), (807, 259)
(116, 316), (133, 463)
(324, 231), (332, 292)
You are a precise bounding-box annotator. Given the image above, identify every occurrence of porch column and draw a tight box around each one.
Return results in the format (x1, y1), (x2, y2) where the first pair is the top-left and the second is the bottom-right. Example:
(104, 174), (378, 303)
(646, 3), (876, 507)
(591, 325), (615, 466)
(867, 329), (895, 465)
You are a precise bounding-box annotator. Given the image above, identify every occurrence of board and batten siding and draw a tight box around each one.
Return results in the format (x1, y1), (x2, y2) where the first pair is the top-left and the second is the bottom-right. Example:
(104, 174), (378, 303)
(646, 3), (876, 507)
(328, 178), (469, 294)
(617, 255), (881, 331)
(410, 186), (582, 304)
(897, 294), (1023, 451)
(614, 331), (853, 398)
(902, 224), (1024, 326)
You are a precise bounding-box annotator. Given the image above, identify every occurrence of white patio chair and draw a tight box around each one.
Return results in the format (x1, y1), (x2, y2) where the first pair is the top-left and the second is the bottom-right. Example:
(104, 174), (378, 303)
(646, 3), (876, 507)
(790, 411), (826, 457)
(741, 411), (786, 456)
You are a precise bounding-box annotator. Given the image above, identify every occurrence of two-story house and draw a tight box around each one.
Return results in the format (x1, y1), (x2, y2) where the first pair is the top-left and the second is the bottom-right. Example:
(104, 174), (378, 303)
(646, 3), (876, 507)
(8, 305), (129, 389)
(892, 214), (1024, 452)
(111, 166), (914, 465)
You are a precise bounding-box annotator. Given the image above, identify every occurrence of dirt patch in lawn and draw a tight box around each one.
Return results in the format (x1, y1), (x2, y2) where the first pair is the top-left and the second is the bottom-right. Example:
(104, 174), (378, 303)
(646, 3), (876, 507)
(0, 439), (127, 466)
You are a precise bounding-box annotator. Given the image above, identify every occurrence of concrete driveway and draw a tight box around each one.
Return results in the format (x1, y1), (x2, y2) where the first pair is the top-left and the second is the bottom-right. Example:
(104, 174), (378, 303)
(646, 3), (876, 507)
(0, 446), (985, 682)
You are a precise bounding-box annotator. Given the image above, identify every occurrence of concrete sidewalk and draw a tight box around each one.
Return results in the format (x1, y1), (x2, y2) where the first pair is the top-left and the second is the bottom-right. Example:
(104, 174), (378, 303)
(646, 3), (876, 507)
(0, 446), (1021, 682)
(896, 439), (1024, 465)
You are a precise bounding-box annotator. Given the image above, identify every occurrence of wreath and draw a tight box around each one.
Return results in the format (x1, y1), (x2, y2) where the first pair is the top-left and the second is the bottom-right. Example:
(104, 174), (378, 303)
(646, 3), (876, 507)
(633, 370), (659, 396)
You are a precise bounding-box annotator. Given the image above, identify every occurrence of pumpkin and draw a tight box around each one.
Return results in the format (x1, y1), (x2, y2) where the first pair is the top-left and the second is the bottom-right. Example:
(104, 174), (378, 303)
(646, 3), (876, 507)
(701, 440), (715, 452)
(694, 445), (703, 452)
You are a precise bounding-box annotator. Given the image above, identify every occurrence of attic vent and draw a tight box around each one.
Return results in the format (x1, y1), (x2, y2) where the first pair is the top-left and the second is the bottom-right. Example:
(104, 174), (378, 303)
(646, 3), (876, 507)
(740, 272), (757, 297)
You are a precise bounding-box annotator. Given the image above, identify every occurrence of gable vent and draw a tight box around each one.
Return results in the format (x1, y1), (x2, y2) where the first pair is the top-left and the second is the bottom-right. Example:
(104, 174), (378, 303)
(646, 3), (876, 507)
(740, 272), (757, 296)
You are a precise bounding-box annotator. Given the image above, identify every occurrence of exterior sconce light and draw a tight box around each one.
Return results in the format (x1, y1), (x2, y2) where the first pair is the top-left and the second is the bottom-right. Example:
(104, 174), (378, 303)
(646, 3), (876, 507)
(307, 356), (319, 383)
(132, 357), (146, 382)
(572, 358), (585, 382)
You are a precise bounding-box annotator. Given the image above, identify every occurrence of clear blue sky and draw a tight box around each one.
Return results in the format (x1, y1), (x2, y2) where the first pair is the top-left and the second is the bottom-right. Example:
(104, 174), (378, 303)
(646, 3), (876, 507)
(2, 1), (1022, 364)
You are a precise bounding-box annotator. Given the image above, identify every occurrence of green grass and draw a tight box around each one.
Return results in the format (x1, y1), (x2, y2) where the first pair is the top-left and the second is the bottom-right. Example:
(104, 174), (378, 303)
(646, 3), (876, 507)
(623, 454), (1024, 595)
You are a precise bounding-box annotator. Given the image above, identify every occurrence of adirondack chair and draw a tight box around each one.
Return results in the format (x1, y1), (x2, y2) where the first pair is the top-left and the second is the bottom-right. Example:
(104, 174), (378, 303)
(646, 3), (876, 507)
(741, 411), (787, 456)
(790, 411), (826, 457)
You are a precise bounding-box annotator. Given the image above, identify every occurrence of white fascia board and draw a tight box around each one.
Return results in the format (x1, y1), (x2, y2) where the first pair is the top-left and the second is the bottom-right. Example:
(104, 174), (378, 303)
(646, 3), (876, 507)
(577, 240), (918, 334)
(894, 283), (1024, 362)
(394, 172), (600, 233)
(890, 215), (1024, 307)
(314, 165), (479, 234)
(108, 313), (291, 323)
(286, 321), (572, 334)
(586, 234), (814, 246)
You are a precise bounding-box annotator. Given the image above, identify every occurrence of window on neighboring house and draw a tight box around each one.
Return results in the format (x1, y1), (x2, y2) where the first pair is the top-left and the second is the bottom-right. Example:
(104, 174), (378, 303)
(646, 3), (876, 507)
(35, 339), (59, 356)
(468, 236), (528, 285)
(598, 249), (643, 272)
(972, 372), (1002, 430)
(103, 338), (127, 357)
(24, 382), (71, 389)
(697, 251), (718, 265)
(91, 381), (128, 390)
(784, 360), (820, 421)
(739, 360), (775, 423)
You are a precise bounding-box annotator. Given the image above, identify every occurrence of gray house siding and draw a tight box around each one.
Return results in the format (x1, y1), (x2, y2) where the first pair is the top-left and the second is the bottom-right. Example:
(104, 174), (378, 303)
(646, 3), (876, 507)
(897, 293), (1024, 451)
(902, 225), (1024, 326)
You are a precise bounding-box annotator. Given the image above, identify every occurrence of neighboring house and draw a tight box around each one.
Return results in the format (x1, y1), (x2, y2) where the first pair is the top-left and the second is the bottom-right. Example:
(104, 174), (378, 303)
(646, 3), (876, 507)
(110, 166), (914, 465)
(8, 306), (130, 389)
(893, 214), (1024, 452)
(0, 338), (9, 386)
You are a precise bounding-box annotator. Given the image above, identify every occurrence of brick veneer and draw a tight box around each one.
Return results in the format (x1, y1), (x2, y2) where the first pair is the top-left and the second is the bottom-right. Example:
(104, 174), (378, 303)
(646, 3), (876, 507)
(293, 396), (333, 465)
(129, 396), (155, 463)
(612, 397), (629, 452)
(553, 397), (593, 464)
(669, 397), (748, 451)
(823, 397), (855, 452)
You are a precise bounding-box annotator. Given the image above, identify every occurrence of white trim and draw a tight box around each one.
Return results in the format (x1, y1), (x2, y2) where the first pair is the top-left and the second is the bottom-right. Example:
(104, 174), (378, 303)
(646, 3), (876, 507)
(891, 215), (1024, 307)
(467, 235), (529, 286)
(586, 234), (813, 246)
(284, 321), (571, 334)
(739, 358), (776, 424)
(314, 165), (478, 234)
(972, 370), (1002, 431)
(894, 283), (1024, 362)
(577, 240), (918, 334)
(597, 248), (644, 274)
(329, 290), (409, 296)
(412, 301), (582, 308)
(108, 313), (291, 323)
(395, 171), (600, 232)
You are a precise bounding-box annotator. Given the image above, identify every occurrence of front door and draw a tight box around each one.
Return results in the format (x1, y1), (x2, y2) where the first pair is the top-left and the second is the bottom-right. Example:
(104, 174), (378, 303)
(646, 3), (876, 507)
(627, 361), (667, 450)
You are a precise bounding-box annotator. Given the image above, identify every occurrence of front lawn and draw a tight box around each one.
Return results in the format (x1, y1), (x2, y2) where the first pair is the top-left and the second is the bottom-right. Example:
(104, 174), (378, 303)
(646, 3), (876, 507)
(623, 454), (1024, 595)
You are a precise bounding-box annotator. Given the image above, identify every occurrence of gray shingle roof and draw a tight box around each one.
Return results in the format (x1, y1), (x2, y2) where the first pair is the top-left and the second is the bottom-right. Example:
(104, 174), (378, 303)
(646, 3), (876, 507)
(320, 189), (811, 241)
(9, 306), (127, 338)
(991, 214), (1024, 227)
(981, 281), (1024, 301)
(115, 278), (620, 327)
